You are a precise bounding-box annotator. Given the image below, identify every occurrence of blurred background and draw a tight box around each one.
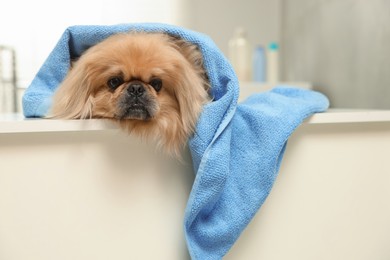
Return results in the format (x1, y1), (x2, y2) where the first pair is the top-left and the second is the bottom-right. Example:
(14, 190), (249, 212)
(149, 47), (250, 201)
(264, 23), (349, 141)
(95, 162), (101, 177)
(0, 0), (389, 113)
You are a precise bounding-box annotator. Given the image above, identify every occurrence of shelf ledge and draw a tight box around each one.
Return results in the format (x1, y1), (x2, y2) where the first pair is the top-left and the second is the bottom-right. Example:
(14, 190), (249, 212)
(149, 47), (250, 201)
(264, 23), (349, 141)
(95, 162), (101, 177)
(1, 109), (390, 134)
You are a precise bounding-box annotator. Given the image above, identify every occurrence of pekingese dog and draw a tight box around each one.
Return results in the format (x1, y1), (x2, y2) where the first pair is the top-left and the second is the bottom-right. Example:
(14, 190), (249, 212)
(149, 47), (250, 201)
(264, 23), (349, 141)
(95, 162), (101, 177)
(49, 32), (211, 157)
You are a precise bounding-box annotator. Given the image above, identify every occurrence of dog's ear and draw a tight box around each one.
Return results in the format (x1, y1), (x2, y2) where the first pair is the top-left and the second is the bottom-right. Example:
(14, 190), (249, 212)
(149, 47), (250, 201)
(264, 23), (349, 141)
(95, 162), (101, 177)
(169, 36), (210, 137)
(49, 61), (94, 119)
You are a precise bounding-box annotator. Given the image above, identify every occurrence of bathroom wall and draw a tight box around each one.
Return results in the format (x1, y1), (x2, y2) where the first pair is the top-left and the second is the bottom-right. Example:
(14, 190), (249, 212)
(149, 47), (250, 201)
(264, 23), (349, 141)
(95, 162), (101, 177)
(4, 0), (388, 110)
(281, 0), (390, 109)
(187, 0), (282, 56)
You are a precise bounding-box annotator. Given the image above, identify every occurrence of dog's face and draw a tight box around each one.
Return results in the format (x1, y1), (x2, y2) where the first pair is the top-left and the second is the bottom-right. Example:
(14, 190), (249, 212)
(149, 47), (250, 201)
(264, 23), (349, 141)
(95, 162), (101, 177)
(50, 32), (210, 156)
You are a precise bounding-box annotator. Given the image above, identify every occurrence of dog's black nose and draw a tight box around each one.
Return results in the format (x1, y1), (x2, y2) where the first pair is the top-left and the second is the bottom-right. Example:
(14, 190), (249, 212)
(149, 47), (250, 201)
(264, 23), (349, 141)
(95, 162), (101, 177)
(128, 83), (145, 97)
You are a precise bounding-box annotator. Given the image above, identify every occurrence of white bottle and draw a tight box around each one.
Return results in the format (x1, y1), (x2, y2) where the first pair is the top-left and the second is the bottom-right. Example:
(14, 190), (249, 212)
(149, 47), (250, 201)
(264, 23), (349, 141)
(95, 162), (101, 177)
(228, 27), (252, 81)
(267, 42), (279, 84)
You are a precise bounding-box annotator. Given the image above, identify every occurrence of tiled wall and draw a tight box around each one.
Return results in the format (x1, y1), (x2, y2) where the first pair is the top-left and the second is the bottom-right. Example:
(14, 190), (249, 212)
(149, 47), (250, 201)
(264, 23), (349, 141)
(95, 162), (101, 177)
(281, 0), (390, 109)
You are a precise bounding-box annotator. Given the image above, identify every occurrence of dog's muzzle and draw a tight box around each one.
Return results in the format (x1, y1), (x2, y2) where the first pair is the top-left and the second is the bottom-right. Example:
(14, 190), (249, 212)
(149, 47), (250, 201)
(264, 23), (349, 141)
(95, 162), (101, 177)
(117, 81), (157, 120)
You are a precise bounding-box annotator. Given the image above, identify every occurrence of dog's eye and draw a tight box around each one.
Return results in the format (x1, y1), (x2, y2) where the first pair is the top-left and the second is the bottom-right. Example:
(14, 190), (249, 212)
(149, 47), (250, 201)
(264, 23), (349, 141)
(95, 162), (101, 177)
(107, 77), (124, 90)
(149, 78), (162, 92)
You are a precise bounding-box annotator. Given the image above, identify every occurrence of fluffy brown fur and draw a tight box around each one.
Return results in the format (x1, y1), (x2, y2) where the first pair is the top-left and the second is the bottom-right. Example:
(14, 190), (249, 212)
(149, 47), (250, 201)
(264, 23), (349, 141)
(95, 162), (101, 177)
(49, 32), (210, 157)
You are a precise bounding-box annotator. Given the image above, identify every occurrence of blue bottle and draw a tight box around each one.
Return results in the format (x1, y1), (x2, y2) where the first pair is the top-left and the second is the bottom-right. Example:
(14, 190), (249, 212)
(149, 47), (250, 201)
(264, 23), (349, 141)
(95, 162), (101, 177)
(253, 45), (266, 82)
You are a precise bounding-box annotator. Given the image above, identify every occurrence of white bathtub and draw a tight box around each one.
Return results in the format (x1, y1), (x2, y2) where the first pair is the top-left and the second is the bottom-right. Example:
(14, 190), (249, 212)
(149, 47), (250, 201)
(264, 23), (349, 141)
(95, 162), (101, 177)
(1, 109), (390, 260)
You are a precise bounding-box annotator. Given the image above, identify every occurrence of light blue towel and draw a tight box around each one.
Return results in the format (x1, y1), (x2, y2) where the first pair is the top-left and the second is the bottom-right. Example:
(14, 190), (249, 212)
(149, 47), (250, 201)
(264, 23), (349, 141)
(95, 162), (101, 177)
(22, 23), (329, 259)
